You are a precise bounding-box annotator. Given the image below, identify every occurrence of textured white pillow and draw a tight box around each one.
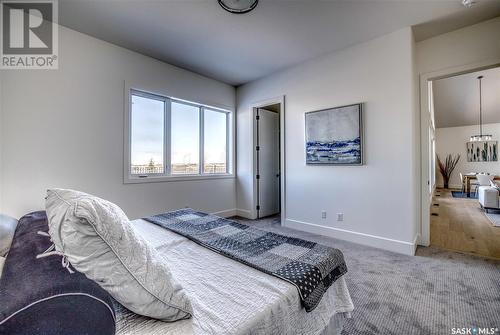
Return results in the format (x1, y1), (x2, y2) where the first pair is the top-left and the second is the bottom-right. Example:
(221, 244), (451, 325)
(45, 188), (193, 321)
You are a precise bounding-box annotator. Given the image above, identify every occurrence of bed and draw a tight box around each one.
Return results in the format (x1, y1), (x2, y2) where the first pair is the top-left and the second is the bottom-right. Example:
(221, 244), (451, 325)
(1, 210), (353, 335)
(115, 218), (354, 335)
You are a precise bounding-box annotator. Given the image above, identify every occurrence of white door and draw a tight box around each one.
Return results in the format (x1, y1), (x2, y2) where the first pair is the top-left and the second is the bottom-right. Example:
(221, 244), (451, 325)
(257, 108), (280, 218)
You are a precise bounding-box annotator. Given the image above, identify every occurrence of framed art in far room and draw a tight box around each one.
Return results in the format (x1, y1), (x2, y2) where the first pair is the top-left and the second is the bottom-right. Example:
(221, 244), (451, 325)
(466, 140), (498, 162)
(305, 103), (363, 165)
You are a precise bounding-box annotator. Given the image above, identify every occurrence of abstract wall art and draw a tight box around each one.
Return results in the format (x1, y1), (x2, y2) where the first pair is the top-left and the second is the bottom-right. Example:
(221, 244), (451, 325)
(305, 103), (363, 165)
(466, 141), (498, 162)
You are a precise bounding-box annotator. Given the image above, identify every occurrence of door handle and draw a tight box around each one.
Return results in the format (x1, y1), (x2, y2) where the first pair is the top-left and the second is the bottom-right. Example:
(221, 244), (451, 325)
(276, 174), (280, 177)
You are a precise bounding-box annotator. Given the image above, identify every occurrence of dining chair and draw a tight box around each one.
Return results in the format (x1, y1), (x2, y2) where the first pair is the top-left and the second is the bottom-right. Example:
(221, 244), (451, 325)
(459, 173), (465, 195)
(463, 173), (480, 197)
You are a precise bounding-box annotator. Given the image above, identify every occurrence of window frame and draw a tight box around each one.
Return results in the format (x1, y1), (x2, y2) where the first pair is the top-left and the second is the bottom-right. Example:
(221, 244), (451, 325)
(124, 88), (234, 184)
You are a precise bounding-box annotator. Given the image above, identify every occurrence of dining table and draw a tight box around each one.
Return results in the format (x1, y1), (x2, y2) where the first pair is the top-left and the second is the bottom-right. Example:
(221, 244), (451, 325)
(463, 173), (500, 197)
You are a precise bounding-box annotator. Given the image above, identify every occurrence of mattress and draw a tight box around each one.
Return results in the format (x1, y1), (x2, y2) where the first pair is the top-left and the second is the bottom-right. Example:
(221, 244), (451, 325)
(116, 219), (354, 335)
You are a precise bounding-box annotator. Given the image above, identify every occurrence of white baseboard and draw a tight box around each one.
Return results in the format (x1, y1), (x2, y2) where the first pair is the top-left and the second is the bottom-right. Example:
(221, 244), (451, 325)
(283, 218), (416, 255)
(211, 209), (237, 218)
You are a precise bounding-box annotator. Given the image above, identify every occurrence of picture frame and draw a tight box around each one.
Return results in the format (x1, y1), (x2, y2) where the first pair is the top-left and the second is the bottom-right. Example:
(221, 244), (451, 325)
(466, 140), (498, 162)
(305, 103), (363, 165)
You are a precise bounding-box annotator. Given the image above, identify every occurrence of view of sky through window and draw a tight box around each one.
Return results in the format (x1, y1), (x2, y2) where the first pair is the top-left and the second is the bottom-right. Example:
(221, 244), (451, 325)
(130, 93), (228, 176)
(204, 109), (227, 173)
(131, 94), (164, 174)
(171, 101), (200, 174)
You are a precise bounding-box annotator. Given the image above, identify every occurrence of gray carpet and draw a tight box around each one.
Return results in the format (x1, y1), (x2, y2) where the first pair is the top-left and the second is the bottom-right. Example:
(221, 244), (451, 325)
(231, 216), (500, 335)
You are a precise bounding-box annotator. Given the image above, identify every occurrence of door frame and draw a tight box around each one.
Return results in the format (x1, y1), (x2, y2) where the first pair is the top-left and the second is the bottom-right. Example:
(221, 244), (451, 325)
(251, 96), (286, 222)
(419, 59), (500, 246)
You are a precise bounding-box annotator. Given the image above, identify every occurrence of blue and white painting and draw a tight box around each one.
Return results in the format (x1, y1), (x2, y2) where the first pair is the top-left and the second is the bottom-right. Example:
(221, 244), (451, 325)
(305, 104), (362, 165)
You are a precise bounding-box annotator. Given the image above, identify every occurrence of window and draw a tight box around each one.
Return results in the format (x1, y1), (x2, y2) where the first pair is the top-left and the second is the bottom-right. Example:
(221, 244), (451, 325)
(130, 94), (165, 175)
(127, 89), (231, 182)
(171, 102), (200, 174)
(204, 109), (227, 174)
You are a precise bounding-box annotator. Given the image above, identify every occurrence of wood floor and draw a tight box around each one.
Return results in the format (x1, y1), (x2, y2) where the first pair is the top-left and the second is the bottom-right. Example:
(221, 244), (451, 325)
(430, 188), (500, 259)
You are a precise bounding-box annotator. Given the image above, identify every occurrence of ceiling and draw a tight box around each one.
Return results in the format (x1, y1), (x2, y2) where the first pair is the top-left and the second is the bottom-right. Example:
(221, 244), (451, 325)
(58, 0), (500, 86)
(433, 66), (500, 128)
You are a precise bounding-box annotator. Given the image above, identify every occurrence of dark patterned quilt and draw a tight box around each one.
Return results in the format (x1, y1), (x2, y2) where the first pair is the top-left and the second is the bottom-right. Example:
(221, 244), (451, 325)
(144, 209), (347, 312)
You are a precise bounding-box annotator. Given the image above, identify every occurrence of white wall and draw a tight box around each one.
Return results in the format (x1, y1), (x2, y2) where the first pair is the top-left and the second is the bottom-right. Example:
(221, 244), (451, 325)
(435, 124), (500, 188)
(1, 25), (236, 219)
(237, 28), (418, 254)
(416, 17), (500, 75)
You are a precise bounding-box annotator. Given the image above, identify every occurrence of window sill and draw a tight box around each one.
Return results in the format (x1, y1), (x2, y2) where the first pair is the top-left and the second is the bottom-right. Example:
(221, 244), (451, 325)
(124, 173), (235, 184)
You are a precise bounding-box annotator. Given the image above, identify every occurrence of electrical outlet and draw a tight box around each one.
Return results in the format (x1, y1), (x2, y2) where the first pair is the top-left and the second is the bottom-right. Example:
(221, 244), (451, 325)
(321, 211), (327, 219)
(337, 213), (344, 221)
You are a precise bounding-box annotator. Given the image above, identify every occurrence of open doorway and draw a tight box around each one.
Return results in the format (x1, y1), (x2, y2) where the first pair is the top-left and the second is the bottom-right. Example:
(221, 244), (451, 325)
(255, 104), (280, 218)
(251, 98), (285, 220)
(423, 65), (500, 259)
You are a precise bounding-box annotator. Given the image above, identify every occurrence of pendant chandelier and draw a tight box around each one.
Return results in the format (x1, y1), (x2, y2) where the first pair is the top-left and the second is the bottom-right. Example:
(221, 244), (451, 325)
(470, 75), (493, 142)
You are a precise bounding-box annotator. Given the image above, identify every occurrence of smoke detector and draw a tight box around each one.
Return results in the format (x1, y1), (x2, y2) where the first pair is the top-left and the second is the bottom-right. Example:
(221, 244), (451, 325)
(462, 0), (477, 8)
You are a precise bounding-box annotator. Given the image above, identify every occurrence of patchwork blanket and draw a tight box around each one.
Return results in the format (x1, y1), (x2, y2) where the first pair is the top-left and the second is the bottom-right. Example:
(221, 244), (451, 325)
(144, 209), (347, 312)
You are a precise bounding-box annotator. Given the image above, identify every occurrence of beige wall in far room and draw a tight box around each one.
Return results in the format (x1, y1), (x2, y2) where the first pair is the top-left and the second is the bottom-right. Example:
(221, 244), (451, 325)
(435, 124), (500, 189)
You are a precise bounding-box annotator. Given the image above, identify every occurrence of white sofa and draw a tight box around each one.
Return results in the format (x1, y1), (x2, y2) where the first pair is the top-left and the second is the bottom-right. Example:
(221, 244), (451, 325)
(478, 186), (500, 212)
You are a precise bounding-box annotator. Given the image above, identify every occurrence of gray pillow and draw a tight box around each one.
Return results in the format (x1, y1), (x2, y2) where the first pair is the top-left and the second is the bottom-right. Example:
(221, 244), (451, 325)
(0, 214), (18, 257)
(45, 188), (193, 321)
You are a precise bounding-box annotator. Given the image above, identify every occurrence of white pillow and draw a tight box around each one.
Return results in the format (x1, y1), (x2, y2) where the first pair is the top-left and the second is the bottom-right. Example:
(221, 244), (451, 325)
(45, 188), (193, 321)
(490, 180), (500, 191)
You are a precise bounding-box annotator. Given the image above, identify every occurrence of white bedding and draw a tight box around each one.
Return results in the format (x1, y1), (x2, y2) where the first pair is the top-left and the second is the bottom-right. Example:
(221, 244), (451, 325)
(116, 219), (354, 335)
